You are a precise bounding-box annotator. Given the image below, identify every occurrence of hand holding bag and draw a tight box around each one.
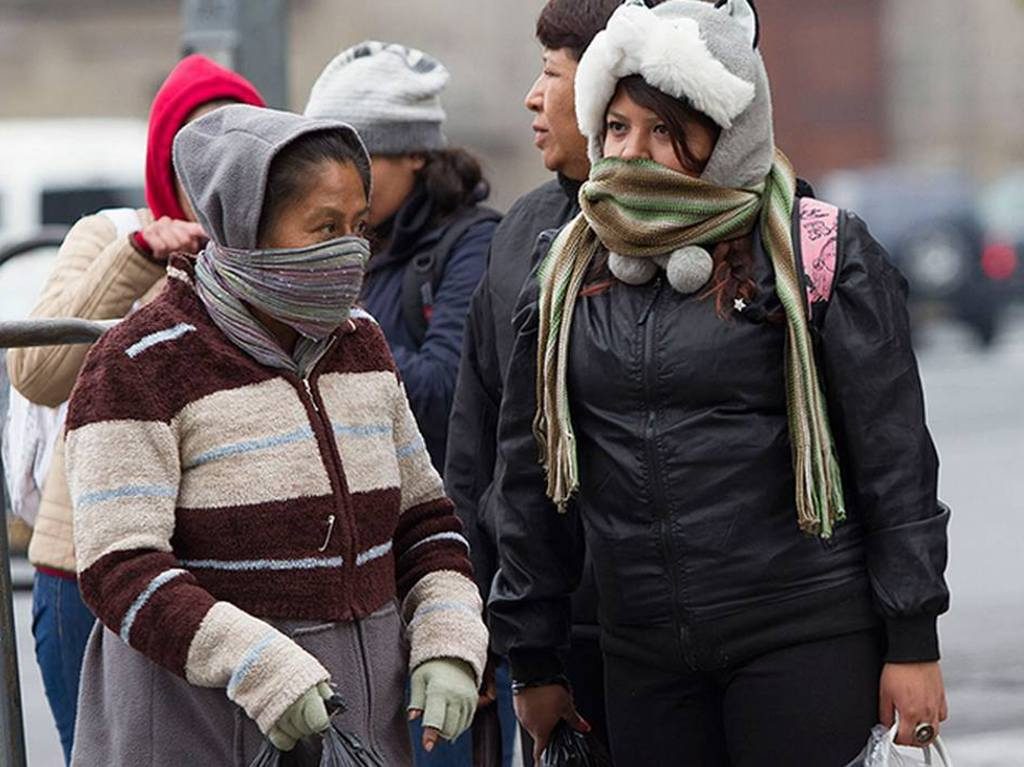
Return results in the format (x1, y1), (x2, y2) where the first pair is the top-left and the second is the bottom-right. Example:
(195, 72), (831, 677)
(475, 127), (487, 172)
(846, 714), (952, 767)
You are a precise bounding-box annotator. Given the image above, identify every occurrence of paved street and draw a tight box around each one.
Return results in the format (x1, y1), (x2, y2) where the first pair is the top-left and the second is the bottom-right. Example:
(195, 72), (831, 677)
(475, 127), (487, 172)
(7, 312), (1024, 765)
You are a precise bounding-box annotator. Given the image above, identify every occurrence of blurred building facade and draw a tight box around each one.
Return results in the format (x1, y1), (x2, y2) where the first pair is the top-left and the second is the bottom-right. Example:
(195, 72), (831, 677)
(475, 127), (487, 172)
(2, 0), (1023, 200)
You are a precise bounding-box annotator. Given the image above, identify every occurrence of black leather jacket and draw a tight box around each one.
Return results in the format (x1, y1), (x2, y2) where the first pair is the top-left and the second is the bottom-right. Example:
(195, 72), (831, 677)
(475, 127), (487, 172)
(488, 208), (950, 682)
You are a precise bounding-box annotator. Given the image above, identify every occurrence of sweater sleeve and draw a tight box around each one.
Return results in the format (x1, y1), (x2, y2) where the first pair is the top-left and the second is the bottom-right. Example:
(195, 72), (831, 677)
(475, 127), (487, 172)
(487, 276), (585, 683)
(65, 339), (328, 734)
(819, 211), (950, 663)
(389, 219), (497, 469)
(7, 211), (164, 407)
(391, 373), (488, 686)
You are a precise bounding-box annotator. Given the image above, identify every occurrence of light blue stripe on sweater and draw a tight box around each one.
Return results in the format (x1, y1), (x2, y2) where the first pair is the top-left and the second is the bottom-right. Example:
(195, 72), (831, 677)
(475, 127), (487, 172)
(409, 600), (480, 629)
(356, 540), (393, 566)
(120, 568), (187, 644)
(76, 484), (177, 509)
(332, 423), (392, 439)
(395, 437), (426, 460)
(227, 632), (277, 698)
(186, 425), (315, 468)
(181, 555), (345, 571)
(125, 323), (196, 359)
(407, 531), (470, 554)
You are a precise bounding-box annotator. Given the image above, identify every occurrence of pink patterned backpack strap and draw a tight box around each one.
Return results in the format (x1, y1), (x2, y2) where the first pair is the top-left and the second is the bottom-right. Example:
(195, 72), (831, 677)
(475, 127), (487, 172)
(796, 197), (841, 317)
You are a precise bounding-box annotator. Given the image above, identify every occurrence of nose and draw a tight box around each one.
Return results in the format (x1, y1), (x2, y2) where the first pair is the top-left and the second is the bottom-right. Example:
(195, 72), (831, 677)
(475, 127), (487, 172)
(524, 74), (544, 113)
(618, 132), (652, 161)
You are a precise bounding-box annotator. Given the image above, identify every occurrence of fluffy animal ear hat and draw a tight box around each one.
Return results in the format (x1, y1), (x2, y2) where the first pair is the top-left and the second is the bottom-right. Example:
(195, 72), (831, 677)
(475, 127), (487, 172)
(575, 0), (773, 189)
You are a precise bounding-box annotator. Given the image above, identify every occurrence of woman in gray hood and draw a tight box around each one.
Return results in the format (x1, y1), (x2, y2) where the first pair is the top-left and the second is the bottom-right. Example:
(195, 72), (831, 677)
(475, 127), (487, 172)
(64, 104), (487, 765)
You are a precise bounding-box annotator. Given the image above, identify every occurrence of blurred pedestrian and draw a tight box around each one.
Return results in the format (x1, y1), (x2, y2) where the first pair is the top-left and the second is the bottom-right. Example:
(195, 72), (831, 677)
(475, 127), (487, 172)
(64, 105), (487, 766)
(305, 42), (500, 476)
(4, 53), (263, 765)
(489, 1), (950, 765)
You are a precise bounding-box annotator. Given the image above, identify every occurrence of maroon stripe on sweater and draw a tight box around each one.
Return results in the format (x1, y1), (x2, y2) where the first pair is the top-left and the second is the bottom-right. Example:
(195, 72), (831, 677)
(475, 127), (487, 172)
(189, 565), (397, 622)
(67, 283), (275, 429)
(394, 498), (474, 599)
(318, 320), (396, 378)
(67, 273), (395, 431)
(79, 547), (215, 676)
(172, 487), (401, 564)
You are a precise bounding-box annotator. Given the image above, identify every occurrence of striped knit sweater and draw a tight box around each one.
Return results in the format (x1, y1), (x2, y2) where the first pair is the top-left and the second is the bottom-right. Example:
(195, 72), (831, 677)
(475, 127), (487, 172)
(64, 257), (487, 733)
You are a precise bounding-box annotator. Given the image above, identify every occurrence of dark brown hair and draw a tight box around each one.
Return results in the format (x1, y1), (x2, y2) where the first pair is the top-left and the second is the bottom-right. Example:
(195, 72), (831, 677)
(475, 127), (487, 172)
(258, 129), (372, 245)
(417, 148), (489, 226)
(537, 0), (669, 60)
(590, 77), (757, 318)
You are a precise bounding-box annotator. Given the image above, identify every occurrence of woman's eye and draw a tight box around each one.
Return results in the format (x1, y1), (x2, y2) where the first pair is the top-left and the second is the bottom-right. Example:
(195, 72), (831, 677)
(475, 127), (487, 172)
(606, 121), (627, 135)
(355, 221), (369, 236)
(653, 124), (670, 136)
(319, 221), (337, 235)
(543, 69), (558, 78)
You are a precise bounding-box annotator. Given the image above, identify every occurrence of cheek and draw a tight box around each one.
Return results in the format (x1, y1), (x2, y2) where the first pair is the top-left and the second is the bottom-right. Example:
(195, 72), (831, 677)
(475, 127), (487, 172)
(651, 142), (689, 175)
(546, 81), (577, 132)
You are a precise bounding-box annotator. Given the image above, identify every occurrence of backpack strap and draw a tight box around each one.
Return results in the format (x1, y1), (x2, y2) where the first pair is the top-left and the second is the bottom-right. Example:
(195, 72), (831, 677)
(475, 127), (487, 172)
(401, 205), (501, 346)
(794, 197), (841, 323)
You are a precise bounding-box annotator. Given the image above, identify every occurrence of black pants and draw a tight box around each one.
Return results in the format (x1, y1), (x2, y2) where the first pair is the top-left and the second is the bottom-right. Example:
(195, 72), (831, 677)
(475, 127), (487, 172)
(604, 629), (883, 767)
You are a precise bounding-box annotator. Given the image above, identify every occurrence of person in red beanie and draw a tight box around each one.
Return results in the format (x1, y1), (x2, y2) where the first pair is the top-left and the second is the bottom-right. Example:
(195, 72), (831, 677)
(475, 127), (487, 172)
(5, 54), (263, 765)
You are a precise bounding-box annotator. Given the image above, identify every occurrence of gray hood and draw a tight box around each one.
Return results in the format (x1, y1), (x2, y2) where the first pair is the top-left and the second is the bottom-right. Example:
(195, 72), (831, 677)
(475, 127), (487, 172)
(172, 104), (369, 250)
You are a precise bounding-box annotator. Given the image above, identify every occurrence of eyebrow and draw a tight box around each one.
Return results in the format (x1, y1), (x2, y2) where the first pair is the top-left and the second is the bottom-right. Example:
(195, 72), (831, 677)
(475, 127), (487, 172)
(306, 205), (370, 221)
(608, 109), (661, 126)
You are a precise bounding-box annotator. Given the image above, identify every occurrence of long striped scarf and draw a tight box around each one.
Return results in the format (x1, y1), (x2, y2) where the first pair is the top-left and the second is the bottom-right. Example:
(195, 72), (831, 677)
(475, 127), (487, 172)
(195, 235), (370, 376)
(535, 150), (846, 538)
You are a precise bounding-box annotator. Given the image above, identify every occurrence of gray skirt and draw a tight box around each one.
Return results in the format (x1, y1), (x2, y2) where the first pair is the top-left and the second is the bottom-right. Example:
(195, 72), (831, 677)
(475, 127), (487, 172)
(71, 602), (413, 766)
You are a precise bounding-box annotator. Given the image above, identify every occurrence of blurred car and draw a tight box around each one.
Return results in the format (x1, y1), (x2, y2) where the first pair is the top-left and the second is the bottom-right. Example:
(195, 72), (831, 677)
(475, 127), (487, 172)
(821, 166), (1002, 346)
(978, 168), (1024, 298)
(0, 118), (146, 249)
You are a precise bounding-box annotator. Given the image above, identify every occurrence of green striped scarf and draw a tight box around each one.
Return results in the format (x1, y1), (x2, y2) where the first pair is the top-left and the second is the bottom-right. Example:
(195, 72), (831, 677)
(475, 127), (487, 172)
(535, 150), (846, 538)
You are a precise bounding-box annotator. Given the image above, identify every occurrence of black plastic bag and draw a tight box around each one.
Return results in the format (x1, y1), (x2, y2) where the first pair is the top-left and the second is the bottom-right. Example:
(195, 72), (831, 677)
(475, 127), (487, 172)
(540, 721), (613, 767)
(249, 694), (385, 767)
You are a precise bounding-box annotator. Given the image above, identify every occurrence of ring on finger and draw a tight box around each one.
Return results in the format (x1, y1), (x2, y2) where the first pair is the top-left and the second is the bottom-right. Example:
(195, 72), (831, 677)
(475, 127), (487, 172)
(913, 722), (936, 745)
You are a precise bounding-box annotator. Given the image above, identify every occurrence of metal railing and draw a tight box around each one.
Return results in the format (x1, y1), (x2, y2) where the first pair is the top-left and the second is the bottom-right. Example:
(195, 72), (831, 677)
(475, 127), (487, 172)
(1, 318), (111, 767)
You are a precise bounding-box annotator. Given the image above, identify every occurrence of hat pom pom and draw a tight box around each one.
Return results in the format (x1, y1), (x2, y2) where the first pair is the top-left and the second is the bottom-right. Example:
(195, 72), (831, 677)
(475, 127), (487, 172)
(609, 252), (658, 285)
(665, 246), (713, 294)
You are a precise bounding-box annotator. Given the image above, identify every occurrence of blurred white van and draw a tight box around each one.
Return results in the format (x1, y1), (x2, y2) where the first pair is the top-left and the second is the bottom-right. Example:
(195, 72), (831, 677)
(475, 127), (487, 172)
(0, 119), (147, 319)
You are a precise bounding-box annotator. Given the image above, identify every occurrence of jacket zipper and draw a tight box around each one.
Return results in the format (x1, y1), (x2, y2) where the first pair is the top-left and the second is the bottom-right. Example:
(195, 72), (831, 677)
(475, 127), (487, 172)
(291, 344), (357, 605)
(638, 279), (689, 659)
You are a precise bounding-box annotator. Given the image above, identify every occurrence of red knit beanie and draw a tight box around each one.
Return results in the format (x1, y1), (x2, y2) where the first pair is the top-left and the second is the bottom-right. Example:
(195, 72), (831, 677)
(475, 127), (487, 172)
(145, 54), (265, 221)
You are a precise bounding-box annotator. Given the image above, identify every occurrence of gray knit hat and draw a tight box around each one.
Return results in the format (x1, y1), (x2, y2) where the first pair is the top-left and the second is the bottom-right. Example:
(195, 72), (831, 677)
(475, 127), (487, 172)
(304, 41), (449, 156)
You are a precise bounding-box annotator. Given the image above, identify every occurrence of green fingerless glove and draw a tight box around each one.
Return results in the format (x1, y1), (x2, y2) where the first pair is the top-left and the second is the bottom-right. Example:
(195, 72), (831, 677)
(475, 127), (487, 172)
(408, 659), (479, 742)
(267, 681), (332, 752)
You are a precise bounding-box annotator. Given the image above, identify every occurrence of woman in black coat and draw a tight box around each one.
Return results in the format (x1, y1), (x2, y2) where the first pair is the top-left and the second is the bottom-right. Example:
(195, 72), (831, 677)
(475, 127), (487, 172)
(487, 3), (950, 765)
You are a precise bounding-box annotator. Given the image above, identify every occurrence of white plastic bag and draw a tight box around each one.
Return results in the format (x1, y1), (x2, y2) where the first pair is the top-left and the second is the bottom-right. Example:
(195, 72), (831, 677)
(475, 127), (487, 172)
(846, 715), (952, 767)
(1, 383), (66, 526)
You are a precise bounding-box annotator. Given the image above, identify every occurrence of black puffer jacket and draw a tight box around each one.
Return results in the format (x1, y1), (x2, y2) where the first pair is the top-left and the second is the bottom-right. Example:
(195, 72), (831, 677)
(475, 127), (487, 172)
(488, 208), (950, 682)
(445, 176), (594, 619)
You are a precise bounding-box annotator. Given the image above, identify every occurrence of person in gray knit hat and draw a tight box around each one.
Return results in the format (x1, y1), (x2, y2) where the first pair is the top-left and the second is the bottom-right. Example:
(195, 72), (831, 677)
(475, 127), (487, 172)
(305, 43), (500, 491)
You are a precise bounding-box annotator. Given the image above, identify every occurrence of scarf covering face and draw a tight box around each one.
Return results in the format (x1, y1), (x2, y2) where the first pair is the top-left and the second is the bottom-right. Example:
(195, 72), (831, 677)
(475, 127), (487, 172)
(195, 234), (370, 376)
(535, 149), (847, 538)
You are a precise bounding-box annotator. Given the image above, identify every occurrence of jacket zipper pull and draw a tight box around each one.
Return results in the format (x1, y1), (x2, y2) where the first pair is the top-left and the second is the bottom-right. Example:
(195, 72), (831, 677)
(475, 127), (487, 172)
(318, 514), (336, 552)
(303, 378), (319, 413)
(638, 276), (663, 326)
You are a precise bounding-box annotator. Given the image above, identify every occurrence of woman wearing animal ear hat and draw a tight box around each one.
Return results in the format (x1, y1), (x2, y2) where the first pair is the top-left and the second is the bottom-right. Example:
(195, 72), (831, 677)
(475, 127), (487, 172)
(487, 1), (950, 764)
